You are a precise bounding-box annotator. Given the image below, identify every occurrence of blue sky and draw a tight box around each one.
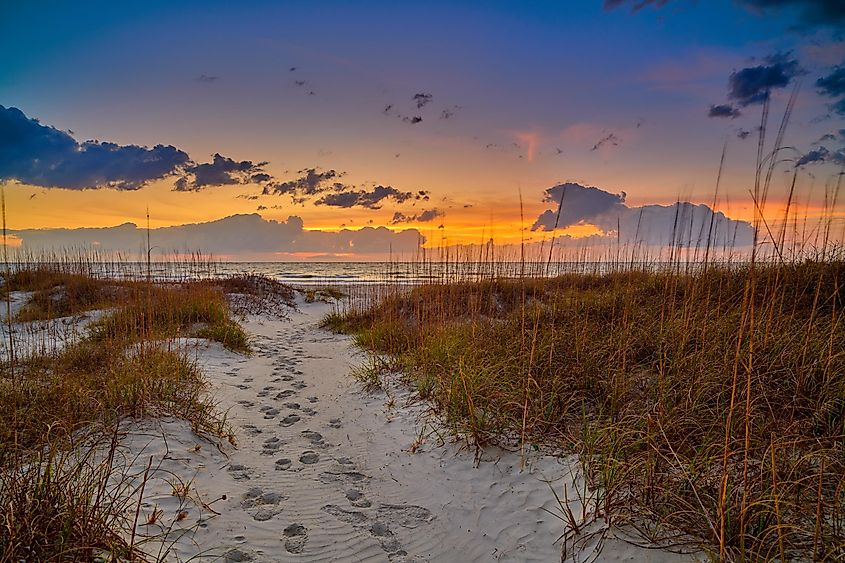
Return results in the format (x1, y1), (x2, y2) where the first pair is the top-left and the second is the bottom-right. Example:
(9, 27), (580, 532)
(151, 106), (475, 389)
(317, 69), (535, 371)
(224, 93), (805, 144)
(1, 0), (844, 253)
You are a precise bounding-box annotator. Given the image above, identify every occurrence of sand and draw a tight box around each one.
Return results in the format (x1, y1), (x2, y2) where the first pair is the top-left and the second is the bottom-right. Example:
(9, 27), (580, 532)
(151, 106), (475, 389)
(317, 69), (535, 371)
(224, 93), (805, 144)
(4, 291), (704, 561)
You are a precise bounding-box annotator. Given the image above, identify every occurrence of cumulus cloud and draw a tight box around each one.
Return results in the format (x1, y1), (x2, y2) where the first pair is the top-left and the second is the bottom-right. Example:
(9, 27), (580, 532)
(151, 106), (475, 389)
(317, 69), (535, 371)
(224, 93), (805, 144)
(796, 146), (845, 166)
(531, 182), (753, 247)
(0, 105), (190, 190)
(390, 208), (444, 224)
(262, 168), (344, 199)
(8, 214), (424, 260)
(816, 65), (845, 115)
(532, 183), (627, 230)
(175, 153), (269, 191)
(708, 104), (741, 118)
(261, 167), (428, 209)
(728, 53), (802, 106)
(0, 105), (274, 192)
(317, 185), (417, 209)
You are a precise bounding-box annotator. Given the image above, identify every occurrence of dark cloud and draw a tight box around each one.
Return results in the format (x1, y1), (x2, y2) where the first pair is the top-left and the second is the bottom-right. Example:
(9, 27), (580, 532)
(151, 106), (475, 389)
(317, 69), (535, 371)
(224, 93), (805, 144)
(603, 0), (669, 11)
(728, 53), (802, 107)
(590, 132), (621, 151)
(796, 146), (845, 166)
(816, 65), (845, 115)
(390, 208), (443, 224)
(262, 168), (343, 199)
(0, 105), (190, 190)
(738, 0), (845, 31)
(531, 182), (753, 247)
(175, 153), (269, 191)
(316, 185), (417, 209)
(532, 183), (627, 230)
(708, 104), (742, 118)
(608, 1), (845, 31)
(413, 93), (433, 109)
(8, 214), (424, 260)
(737, 129), (753, 140)
(196, 74), (219, 83)
(402, 116), (423, 124)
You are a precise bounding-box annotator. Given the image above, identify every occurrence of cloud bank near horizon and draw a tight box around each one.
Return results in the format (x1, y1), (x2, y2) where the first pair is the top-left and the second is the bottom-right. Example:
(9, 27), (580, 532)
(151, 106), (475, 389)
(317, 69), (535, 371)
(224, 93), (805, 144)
(532, 183), (755, 248)
(9, 214), (426, 260)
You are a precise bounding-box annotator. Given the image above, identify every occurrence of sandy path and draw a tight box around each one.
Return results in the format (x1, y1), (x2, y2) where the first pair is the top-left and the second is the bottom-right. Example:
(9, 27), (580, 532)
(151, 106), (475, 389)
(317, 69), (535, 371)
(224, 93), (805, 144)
(121, 298), (701, 562)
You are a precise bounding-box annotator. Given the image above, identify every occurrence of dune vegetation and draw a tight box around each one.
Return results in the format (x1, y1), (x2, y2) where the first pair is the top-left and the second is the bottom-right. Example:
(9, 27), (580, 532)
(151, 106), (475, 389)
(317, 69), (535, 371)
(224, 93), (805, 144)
(0, 256), (294, 562)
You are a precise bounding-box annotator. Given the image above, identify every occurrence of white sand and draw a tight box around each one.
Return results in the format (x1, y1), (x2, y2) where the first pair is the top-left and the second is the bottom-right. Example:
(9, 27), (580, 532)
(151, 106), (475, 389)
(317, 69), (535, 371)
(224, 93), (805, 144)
(97, 297), (703, 561)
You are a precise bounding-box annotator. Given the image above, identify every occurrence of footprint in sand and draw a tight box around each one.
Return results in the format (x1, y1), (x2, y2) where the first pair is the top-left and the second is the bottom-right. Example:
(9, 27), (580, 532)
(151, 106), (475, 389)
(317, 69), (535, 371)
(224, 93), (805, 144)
(279, 414), (300, 427)
(301, 430), (324, 446)
(241, 487), (285, 521)
(321, 505), (403, 554)
(241, 424), (263, 436)
(262, 436), (284, 454)
(282, 523), (308, 554)
(307, 396), (319, 403)
(319, 470), (369, 485)
(275, 458), (292, 471)
(299, 451), (319, 464)
(275, 390), (296, 400)
(237, 400), (255, 408)
(291, 381), (308, 390)
(227, 464), (254, 482)
(262, 407), (280, 420)
(328, 418), (342, 428)
(224, 548), (254, 562)
(346, 489), (372, 508)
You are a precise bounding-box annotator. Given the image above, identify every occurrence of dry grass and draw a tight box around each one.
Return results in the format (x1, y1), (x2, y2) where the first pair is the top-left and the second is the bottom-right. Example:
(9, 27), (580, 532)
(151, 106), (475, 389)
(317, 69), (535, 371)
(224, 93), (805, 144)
(0, 260), (293, 561)
(324, 259), (845, 561)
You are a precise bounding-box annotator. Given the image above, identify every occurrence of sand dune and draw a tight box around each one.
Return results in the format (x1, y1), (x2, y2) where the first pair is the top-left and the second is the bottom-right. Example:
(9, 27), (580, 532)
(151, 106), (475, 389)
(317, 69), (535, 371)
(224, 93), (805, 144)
(114, 296), (702, 562)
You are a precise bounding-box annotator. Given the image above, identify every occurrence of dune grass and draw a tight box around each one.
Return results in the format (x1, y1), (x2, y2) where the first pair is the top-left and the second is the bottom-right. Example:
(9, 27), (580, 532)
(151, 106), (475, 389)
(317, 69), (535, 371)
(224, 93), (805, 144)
(324, 259), (845, 561)
(0, 261), (294, 561)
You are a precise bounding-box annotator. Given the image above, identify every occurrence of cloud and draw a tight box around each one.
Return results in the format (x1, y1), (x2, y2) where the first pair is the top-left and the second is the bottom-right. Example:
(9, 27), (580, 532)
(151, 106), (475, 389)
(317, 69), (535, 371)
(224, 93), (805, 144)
(174, 153), (269, 191)
(816, 65), (845, 115)
(0, 105), (276, 192)
(708, 104), (742, 118)
(0, 105), (190, 190)
(8, 214), (425, 260)
(590, 132), (621, 151)
(796, 146), (845, 166)
(413, 93), (433, 109)
(316, 185), (417, 209)
(532, 183), (627, 230)
(531, 182), (753, 247)
(738, 129), (753, 139)
(262, 168), (343, 199)
(196, 74), (220, 83)
(390, 208), (444, 224)
(728, 53), (802, 106)
(261, 167), (428, 209)
(603, 0), (669, 11)
(607, 1), (845, 32)
(738, 1), (845, 31)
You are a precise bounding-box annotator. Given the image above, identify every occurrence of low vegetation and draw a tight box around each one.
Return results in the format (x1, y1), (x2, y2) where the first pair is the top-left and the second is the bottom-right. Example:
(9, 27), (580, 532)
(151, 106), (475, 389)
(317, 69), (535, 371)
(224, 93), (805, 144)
(0, 261), (293, 561)
(324, 259), (845, 561)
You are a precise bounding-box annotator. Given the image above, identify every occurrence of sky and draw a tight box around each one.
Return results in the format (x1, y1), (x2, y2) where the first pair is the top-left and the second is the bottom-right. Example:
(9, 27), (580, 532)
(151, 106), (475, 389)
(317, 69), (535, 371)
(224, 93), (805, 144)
(1, 0), (845, 259)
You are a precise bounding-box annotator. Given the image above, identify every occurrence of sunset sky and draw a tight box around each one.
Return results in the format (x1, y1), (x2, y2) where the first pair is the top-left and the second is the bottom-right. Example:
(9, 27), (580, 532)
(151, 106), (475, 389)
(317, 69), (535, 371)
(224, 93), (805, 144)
(2, 1), (844, 259)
